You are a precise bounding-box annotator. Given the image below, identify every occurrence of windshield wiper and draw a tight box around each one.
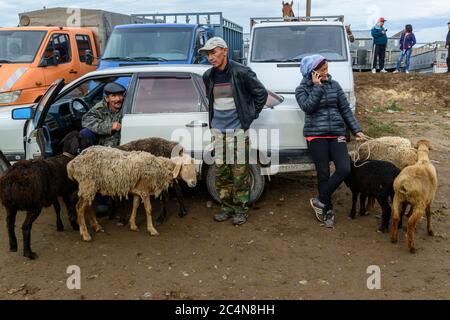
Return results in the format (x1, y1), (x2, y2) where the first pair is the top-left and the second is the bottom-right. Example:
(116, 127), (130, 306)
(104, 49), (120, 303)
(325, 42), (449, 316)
(0, 59), (12, 63)
(102, 56), (135, 61)
(131, 56), (168, 62)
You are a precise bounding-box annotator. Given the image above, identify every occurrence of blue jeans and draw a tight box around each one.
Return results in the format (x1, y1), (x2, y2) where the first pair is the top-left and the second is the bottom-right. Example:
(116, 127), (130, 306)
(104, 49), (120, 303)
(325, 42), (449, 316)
(396, 49), (412, 71)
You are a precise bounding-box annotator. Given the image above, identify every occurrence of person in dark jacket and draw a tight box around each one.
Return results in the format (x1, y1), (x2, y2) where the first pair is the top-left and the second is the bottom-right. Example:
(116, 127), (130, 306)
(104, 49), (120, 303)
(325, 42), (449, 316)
(295, 55), (365, 228)
(394, 24), (416, 73)
(371, 17), (388, 73)
(200, 37), (268, 226)
(446, 22), (450, 73)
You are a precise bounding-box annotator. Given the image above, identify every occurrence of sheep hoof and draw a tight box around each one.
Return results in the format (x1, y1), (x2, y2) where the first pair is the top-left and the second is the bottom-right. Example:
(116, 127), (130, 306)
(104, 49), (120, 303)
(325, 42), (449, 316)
(391, 238), (398, 244)
(178, 209), (188, 217)
(130, 225), (139, 232)
(71, 223), (80, 231)
(94, 225), (104, 233)
(24, 251), (38, 260)
(378, 226), (388, 233)
(409, 247), (416, 254)
(57, 225), (64, 232)
(428, 230), (434, 236)
(9, 245), (18, 252)
(116, 222), (125, 227)
(82, 235), (92, 242)
(148, 230), (159, 236)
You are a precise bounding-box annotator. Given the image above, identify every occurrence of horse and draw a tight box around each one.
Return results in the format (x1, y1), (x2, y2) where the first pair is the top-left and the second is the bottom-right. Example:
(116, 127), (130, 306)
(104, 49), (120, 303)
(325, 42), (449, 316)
(282, 1), (295, 21)
(345, 24), (355, 43)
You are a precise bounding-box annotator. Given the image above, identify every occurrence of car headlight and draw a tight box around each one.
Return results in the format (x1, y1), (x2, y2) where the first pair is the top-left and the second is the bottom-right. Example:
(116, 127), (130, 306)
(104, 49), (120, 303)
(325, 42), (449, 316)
(0, 90), (22, 104)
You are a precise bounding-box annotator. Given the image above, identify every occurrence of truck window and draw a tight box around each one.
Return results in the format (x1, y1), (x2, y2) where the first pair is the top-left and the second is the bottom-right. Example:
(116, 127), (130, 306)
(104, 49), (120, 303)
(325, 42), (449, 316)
(75, 34), (93, 62)
(132, 77), (201, 114)
(0, 30), (47, 63)
(103, 27), (193, 61)
(44, 33), (71, 64)
(251, 25), (348, 62)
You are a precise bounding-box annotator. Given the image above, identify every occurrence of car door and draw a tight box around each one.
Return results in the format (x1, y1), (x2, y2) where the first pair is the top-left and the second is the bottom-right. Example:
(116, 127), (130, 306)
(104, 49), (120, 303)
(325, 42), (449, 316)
(24, 79), (65, 159)
(121, 72), (210, 160)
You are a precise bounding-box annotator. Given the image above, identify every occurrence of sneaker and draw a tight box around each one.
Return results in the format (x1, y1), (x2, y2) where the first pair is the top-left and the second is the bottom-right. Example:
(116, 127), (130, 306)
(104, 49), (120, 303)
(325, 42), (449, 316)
(405, 70), (409, 74)
(371, 68), (376, 74)
(380, 69), (388, 73)
(309, 198), (325, 222)
(393, 70), (399, 73)
(323, 210), (335, 228)
(214, 211), (233, 222)
(231, 213), (248, 225)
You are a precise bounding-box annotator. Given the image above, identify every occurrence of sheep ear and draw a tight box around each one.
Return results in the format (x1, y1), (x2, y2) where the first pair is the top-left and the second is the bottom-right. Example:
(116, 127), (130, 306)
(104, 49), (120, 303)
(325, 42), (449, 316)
(172, 158), (182, 179)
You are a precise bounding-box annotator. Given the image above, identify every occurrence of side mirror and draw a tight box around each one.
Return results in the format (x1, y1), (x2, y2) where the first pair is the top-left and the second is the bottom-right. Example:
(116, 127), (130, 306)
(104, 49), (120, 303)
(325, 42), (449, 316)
(85, 49), (93, 65)
(12, 106), (34, 120)
(53, 50), (61, 65)
(232, 50), (241, 62)
(38, 49), (60, 67)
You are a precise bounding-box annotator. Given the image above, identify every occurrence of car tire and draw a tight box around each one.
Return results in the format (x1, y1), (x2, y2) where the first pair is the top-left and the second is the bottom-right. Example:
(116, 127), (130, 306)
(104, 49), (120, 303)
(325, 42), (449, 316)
(205, 163), (265, 205)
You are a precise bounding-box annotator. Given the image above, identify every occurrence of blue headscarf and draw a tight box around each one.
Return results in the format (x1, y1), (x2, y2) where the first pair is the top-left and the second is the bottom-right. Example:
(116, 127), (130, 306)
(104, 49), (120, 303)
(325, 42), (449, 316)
(300, 54), (326, 79)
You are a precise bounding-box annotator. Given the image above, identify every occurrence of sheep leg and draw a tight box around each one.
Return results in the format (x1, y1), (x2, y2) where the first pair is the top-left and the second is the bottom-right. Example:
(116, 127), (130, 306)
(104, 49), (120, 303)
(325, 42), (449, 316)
(22, 208), (41, 260)
(390, 196), (402, 243)
(349, 191), (358, 219)
(76, 198), (92, 242)
(87, 207), (104, 233)
(407, 207), (423, 254)
(143, 196), (159, 236)
(53, 200), (64, 232)
(366, 196), (376, 213)
(129, 195), (141, 232)
(426, 204), (434, 236)
(6, 208), (18, 252)
(108, 199), (117, 221)
(359, 193), (368, 216)
(174, 183), (188, 218)
(377, 196), (391, 233)
(62, 193), (79, 231)
(156, 191), (169, 226)
(398, 203), (408, 230)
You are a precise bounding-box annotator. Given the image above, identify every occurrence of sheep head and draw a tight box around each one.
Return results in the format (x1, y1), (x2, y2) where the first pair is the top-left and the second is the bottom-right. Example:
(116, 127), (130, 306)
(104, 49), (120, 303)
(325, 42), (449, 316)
(415, 139), (432, 151)
(171, 154), (197, 188)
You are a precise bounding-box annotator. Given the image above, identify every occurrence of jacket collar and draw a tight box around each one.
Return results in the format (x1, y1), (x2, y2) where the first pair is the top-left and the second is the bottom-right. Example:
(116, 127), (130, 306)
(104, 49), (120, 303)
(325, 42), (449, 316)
(303, 74), (333, 86)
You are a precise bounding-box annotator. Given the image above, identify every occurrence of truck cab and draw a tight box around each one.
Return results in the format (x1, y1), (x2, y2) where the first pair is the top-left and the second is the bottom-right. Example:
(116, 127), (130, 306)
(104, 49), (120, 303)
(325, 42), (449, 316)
(98, 12), (243, 70)
(0, 27), (99, 107)
(247, 16), (356, 111)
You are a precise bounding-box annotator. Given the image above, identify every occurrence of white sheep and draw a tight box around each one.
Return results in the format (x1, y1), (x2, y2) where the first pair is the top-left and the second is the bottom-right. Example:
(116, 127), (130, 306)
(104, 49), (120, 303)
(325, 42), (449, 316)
(67, 146), (197, 241)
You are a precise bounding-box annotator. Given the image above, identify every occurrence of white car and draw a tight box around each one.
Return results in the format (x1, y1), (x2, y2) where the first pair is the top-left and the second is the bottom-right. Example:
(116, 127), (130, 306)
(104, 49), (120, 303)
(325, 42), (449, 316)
(0, 64), (314, 202)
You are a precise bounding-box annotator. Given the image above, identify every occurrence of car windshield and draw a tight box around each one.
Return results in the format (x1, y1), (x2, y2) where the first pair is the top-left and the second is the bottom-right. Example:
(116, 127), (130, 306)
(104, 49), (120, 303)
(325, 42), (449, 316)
(251, 25), (348, 62)
(0, 30), (47, 63)
(102, 27), (193, 62)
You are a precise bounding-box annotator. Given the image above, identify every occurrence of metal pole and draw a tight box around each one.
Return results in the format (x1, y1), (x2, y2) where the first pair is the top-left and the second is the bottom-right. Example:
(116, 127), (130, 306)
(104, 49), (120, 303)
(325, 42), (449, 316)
(306, 0), (311, 17)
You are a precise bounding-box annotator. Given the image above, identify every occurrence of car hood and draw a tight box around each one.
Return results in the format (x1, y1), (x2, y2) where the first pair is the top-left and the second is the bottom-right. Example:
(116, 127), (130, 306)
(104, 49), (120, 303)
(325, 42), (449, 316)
(0, 64), (29, 92)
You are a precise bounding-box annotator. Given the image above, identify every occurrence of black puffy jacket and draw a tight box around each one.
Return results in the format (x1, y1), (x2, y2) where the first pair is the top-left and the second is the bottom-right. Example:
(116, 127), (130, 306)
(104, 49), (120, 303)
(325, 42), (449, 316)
(203, 60), (268, 131)
(295, 75), (362, 137)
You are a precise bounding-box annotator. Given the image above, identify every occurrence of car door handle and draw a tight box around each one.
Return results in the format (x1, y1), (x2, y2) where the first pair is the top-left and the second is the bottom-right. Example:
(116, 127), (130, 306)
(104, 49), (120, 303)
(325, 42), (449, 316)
(186, 121), (208, 128)
(69, 69), (78, 74)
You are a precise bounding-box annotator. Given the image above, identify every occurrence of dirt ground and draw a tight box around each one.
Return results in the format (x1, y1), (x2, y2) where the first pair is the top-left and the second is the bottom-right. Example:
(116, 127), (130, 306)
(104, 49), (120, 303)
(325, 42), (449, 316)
(1, 73), (449, 300)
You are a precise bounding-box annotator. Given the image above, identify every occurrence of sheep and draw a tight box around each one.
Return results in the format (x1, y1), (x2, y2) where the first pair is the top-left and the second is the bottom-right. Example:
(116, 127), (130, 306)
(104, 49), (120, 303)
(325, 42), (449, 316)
(66, 146), (197, 241)
(117, 137), (187, 225)
(344, 160), (401, 232)
(390, 140), (437, 253)
(0, 131), (91, 259)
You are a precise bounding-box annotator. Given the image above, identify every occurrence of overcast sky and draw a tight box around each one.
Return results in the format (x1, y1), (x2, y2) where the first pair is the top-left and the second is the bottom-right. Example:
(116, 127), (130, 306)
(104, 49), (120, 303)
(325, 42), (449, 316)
(1, 0), (449, 43)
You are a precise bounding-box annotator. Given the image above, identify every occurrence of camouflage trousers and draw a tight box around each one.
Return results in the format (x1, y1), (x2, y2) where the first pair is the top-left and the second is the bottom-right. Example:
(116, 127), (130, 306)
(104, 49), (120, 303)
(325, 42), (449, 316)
(212, 129), (250, 215)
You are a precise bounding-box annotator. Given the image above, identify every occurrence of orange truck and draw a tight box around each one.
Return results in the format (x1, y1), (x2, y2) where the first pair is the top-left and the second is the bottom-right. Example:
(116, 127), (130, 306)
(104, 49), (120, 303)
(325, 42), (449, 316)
(0, 8), (130, 107)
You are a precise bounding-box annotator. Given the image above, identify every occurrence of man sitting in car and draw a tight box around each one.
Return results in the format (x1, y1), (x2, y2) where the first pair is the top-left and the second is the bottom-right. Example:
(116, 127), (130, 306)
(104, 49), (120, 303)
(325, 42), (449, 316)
(80, 82), (126, 147)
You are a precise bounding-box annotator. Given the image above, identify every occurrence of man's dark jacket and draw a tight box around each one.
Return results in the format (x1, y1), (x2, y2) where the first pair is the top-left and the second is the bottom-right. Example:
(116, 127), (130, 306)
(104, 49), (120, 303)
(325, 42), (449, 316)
(295, 75), (362, 137)
(203, 60), (268, 130)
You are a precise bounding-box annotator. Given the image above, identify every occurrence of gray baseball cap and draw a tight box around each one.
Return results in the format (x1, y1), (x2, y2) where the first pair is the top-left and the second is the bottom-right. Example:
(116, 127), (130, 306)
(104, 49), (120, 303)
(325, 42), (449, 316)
(198, 37), (228, 54)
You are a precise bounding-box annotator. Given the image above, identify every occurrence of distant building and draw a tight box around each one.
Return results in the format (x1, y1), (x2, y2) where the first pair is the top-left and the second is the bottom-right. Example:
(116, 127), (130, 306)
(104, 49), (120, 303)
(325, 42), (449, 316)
(350, 30), (402, 71)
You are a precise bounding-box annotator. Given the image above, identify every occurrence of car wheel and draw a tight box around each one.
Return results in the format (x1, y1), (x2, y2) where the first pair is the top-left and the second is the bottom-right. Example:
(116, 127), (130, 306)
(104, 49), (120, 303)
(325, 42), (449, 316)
(205, 163), (265, 205)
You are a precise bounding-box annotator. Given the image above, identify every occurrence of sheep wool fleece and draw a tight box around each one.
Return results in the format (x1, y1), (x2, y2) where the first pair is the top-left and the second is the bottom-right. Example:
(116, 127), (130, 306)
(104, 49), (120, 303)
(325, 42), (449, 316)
(213, 129), (250, 215)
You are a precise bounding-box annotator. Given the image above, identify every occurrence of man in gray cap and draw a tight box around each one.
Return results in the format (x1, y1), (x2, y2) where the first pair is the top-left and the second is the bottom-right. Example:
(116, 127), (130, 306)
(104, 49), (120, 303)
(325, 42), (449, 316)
(199, 37), (268, 226)
(81, 82), (126, 147)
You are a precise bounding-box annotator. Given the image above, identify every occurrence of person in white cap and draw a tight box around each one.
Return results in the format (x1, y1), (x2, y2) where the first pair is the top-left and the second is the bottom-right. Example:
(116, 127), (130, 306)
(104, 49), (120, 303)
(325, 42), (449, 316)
(199, 37), (268, 226)
(371, 17), (388, 73)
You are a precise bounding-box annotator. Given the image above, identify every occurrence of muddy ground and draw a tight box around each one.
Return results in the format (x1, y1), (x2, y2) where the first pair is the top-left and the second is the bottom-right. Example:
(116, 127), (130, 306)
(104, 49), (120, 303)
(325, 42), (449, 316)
(0, 73), (449, 300)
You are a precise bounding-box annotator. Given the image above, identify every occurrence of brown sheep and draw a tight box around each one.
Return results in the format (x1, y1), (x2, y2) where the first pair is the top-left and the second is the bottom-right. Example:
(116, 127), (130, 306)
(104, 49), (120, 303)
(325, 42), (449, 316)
(390, 140), (437, 253)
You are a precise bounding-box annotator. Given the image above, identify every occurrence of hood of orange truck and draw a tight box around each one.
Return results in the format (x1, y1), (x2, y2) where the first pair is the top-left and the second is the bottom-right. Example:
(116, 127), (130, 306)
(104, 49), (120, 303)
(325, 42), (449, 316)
(0, 64), (30, 93)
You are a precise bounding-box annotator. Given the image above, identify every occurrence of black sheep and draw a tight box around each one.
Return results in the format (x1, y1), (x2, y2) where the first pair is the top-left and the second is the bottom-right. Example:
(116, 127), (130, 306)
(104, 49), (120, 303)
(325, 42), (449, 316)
(344, 159), (401, 232)
(0, 131), (91, 259)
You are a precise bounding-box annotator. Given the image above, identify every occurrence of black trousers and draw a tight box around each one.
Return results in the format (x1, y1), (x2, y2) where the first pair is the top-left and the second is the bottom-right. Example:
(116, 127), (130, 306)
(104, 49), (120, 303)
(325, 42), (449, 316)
(372, 44), (386, 70)
(447, 48), (450, 72)
(308, 137), (351, 210)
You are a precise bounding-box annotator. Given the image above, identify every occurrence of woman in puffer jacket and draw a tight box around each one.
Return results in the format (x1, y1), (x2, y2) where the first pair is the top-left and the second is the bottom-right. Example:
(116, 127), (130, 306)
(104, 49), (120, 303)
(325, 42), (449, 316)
(295, 54), (365, 228)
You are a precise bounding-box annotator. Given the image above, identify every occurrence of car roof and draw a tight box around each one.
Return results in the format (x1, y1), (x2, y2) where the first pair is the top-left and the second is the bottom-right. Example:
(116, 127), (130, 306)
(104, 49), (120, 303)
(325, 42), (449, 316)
(253, 21), (344, 28)
(115, 24), (196, 29)
(84, 64), (211, 77)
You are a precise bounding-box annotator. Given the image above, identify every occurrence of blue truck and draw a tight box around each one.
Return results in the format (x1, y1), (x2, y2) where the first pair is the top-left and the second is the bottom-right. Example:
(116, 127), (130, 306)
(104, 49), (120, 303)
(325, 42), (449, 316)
(98, 12), (244, 70)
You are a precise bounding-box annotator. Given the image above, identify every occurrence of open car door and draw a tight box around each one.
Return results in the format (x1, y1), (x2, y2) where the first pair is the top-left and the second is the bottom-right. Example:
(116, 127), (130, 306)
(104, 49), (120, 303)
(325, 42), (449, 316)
(23, 79), (65, 159)
(0, 150), (11, 175)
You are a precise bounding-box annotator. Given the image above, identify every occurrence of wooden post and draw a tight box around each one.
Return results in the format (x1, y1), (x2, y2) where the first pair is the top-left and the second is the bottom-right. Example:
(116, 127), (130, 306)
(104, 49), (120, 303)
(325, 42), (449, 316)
(306, 0), (311, 17)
